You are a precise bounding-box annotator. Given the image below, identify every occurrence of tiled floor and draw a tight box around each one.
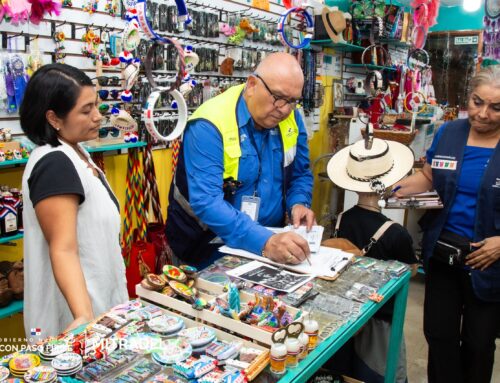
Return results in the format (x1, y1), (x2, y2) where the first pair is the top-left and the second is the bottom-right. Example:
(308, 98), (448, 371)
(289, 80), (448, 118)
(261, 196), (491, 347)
(405, 274), (500, 382)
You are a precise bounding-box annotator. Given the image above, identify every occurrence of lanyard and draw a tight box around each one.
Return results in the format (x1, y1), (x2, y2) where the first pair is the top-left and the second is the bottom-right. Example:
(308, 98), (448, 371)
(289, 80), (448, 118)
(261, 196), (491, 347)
(247, 126), (268, 197)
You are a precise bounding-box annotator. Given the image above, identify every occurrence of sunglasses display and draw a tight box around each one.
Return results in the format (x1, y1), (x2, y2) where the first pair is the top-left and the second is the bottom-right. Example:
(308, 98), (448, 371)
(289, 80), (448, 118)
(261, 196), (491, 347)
(98, 104), (110, 113)
(99, 127), (120, 138)
(98, 89), (121, 101)
(93, 76), (121, 86)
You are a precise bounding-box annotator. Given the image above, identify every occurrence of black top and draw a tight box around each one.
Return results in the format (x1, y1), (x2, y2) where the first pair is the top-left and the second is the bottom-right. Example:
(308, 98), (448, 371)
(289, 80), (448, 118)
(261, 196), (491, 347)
(337, 205), (417, 320)
(28, 151), (119, 211)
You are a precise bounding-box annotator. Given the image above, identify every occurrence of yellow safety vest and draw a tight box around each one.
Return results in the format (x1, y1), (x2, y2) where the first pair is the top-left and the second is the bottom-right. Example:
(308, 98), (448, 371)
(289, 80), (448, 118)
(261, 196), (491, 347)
(188, 84), (299, 180)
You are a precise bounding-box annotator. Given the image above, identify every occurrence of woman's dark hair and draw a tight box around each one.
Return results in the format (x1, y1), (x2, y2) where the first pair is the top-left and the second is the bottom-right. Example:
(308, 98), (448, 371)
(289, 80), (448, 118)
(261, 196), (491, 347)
(19, 63), (93, 147)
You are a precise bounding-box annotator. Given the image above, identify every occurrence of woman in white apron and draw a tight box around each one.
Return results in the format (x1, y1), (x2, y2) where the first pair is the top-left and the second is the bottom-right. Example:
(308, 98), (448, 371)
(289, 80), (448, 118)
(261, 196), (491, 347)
(19, 64), (128, 342)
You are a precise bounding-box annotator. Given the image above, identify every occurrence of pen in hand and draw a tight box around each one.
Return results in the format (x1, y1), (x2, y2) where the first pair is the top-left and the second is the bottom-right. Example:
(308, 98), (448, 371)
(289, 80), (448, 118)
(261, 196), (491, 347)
(390, 185), (402, 196)
(305, 253), (312, 266)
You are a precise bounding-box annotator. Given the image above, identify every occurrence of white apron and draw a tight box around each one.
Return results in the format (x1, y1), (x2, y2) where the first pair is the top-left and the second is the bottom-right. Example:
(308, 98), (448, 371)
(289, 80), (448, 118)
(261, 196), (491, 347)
(22, 141), (128, 342)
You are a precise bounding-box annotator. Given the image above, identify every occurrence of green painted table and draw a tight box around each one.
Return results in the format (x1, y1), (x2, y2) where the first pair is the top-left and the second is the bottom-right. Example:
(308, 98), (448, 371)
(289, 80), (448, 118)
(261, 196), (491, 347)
(278, 271), (411, 383)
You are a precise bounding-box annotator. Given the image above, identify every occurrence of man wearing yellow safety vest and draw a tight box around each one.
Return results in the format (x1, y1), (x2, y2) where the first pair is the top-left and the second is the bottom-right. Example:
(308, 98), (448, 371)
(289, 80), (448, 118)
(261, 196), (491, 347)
(165, 53), (315, 269)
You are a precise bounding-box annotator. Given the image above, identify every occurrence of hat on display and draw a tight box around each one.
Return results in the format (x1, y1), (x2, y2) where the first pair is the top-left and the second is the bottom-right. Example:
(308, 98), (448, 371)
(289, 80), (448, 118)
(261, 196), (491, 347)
(327, 125), (414, 193)
(124, 60), (140, 91)
(110, 109), (138, 132)
(321, 8), (347, 44)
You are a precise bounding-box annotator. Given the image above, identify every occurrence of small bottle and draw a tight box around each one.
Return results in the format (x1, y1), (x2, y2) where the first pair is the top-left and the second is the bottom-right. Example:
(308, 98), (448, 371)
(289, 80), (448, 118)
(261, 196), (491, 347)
(303, 318), (319, 351)
(270, 342), (287, 375)
(298, 332), (309, 360)
(285, 337), (300, 368)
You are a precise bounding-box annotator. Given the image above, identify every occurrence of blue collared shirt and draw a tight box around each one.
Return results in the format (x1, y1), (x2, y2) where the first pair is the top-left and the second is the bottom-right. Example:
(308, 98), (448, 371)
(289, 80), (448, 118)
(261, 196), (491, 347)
(183, 93), (313, 255)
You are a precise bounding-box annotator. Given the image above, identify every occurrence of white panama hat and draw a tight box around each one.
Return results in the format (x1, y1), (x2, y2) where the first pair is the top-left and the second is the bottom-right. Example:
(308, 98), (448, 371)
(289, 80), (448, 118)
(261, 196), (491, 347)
(327, 131), (414, 193)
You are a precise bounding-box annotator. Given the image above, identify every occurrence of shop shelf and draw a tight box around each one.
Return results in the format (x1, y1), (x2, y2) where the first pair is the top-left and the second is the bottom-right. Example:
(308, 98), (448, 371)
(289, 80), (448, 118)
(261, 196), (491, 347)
(345, 63), (397, 71)
(0, 233), (23, 244)
(83, 141), (147, 153)
(379, 38), (412, 48)
(0, 300), (23, 319)
(0, 158), (29, 168)
(310, 40), (365, 52)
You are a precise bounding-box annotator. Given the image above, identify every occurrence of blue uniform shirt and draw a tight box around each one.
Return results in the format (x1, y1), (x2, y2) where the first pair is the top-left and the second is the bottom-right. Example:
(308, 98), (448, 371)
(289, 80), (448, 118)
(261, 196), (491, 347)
(183, 93), (313, 256)
(427, 127), (494, 239)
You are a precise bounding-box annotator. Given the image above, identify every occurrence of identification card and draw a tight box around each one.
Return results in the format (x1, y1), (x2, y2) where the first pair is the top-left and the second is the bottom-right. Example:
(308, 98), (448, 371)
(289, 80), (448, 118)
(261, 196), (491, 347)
(241, 195), (261, 221)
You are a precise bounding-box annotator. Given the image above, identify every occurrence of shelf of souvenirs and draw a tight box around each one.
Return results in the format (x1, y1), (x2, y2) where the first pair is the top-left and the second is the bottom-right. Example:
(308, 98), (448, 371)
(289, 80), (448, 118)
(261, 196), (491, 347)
(310, 40), (365, 52)
(0, 299), (23, 320)
(0, 232), (23, 245)
(344, 63), (397, 71)
(83, 141), (147, 153)
(0, 142), (148, 168)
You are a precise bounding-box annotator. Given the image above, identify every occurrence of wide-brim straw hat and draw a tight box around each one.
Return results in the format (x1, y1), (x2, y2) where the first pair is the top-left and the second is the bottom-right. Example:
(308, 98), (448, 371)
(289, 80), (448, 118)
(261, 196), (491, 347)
(321, 8), (346, 43)
(327, 137), (414, 192)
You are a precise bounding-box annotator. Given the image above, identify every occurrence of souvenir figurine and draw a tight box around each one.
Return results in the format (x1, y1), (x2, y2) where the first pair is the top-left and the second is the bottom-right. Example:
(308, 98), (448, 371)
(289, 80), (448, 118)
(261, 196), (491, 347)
(13, 149), (22, 160)
(0, 151), (5, 162)
(21, 147), (30, 159)
(5, 150), (13, 161)
(3, 128), (11, 141)
(223, 282), (241, 313)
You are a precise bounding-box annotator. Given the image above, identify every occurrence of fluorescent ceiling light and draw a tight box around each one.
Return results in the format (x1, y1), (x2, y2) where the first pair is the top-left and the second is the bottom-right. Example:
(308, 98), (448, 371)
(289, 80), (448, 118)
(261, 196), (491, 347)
(463, 0), (481, 12)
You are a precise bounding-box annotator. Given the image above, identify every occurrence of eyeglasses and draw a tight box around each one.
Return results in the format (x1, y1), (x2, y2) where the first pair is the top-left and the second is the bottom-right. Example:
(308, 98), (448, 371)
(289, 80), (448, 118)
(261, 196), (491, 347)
(92, 76), (121, 86)
(99, 127), (120, 138)
(252, 73), (301, 109)
(98, 89), (121, 101)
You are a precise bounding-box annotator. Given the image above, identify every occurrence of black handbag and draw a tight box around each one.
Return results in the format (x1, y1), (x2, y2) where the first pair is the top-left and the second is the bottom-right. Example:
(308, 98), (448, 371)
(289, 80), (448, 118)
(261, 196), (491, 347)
(434, 230), (473, 266)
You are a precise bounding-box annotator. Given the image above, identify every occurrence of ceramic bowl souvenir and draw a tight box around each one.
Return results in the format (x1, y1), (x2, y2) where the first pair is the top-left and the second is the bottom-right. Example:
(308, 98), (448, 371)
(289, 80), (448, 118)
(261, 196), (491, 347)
(39, 340), (68, 360)
(124, 333), (162, 354)
(178, 326), (216, 348)
(51, 352), (82, 374)
(161, 286), (176, 297)
(141, 278), (159, 291)
(147, 273), (167, 289)
(0, 366), (9, 381)
(168, 281), (196, 301)
(197, 272), (230, 286)
(179, 265), (198, 277)
(24, 366), (58, 383)
(163, 265), (187, 283)
(9, 354), (40, 374)
(151, 339), (192, 365)
(147, 315), (184, 335)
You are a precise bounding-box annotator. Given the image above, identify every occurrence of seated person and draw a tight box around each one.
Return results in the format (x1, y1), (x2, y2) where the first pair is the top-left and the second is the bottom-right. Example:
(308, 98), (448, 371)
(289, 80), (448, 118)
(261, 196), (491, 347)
(325, 131), (418, 383)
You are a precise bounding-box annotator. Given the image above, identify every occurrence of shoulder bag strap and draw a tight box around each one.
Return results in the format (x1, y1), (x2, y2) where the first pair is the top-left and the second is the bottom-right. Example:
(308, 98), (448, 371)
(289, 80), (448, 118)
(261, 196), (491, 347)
(362, 220), (395, 255)
(333, 212), (344, 238)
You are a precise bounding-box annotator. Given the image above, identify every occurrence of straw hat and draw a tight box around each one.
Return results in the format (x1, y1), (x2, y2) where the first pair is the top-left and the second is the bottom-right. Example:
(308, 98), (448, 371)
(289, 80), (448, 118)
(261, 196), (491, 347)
(110, 109), (138, 132)
(327, 133), (414, 193)
(321, 8), (347, 44)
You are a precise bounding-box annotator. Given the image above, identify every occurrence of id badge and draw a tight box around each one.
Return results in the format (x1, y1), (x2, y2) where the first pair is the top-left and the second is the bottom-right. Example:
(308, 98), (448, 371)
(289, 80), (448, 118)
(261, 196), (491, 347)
(241, 195), (261, 221)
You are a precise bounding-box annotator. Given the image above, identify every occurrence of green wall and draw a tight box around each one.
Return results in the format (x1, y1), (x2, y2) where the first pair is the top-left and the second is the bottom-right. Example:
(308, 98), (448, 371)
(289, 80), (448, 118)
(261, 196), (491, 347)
(430, 6), (485, 32)
(324, 2), (484, 32)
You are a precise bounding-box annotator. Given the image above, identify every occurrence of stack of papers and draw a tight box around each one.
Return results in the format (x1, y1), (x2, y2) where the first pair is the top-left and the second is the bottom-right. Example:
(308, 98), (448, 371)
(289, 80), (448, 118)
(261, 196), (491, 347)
(218, 245), (354, 279)
(386, 191), (443, 209)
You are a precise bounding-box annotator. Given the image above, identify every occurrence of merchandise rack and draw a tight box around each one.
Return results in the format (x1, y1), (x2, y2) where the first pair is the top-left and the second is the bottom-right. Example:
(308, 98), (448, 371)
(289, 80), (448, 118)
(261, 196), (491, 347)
(0, 300), (24, 320)
(0, 233), (24, 244)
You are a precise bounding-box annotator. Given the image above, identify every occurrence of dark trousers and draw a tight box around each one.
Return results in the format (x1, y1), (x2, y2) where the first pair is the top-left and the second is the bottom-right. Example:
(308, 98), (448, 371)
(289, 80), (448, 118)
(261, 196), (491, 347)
(424, 258), (500, 383)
